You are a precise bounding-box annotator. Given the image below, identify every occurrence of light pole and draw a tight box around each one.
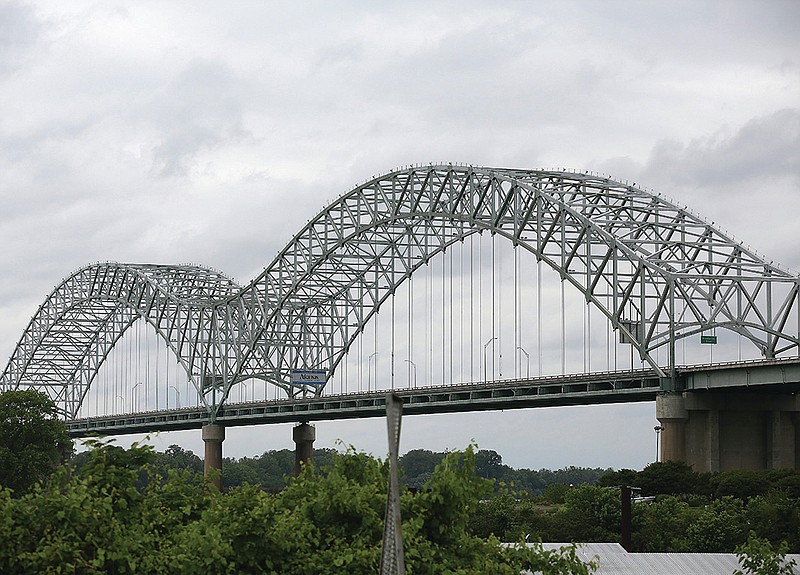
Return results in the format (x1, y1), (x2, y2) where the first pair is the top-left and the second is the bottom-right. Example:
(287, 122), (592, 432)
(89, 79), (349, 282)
(483, 337), (497, 382)
(516, 346), (530, 379)
(654, 425), (663, 463)
(116, 395), (124, 414)
(170, 385), (181, 408)
(368, 352), (378, 392)
(404, 359), (417, 388)
(131, 382), (143, 412)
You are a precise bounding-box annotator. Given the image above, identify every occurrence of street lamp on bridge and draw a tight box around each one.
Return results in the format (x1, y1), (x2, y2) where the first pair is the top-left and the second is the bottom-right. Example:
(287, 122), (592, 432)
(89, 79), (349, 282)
(516, 346), (530, 379)
(404, 359), (417, 388)
(169, 385), (181, 408)
(131, 382), (142, 412)
(368, 352), (378, 392)
(484, 337), (497, 382)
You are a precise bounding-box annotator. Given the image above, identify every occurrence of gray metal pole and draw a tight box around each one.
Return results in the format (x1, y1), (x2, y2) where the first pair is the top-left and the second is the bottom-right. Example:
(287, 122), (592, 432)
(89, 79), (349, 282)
(380, 393), (404, 575)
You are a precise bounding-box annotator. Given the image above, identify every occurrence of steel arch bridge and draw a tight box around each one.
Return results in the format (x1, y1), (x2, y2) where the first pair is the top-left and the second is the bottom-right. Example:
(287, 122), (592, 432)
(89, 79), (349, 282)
(3, 165), (799, 419)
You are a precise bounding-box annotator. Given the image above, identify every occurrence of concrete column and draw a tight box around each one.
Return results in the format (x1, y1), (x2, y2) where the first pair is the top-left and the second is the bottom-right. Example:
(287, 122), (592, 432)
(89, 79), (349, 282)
(794, 412), (800, 469)
(293, 422), (316, 476)
(202, 423), (225, 490)
(706, 409), (720, 472)
(769, 410), (782, 470)
(656, 394), (688, 463)
(661, 391), (799, 472)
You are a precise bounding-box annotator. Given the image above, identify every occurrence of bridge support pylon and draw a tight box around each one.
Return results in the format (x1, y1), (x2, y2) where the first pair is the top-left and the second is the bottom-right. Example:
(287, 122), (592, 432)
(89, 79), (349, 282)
(202, 423), (225, 489)
(657, 392), (800, 472)
(293, 422), (316, 476)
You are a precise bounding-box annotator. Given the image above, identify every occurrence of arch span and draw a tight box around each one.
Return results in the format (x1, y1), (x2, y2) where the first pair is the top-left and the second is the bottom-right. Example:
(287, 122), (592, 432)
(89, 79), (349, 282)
(3, 165), (798, 417)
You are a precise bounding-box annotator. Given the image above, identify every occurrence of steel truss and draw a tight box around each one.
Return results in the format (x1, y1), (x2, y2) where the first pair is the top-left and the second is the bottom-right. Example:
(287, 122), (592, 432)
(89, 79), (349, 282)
(2, 166), (799, 418)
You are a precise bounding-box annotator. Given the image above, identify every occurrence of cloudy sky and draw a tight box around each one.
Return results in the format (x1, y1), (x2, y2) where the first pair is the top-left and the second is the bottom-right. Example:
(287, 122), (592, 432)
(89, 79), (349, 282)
(1, 1), (798, 470)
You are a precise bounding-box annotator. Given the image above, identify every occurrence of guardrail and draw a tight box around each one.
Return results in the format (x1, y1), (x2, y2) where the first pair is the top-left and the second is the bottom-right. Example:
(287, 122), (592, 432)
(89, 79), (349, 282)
(65, 357), (800, 437)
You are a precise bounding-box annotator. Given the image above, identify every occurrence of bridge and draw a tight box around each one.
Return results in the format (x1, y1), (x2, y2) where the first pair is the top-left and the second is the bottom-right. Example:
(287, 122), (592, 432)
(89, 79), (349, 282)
(3, 165), (800, 479)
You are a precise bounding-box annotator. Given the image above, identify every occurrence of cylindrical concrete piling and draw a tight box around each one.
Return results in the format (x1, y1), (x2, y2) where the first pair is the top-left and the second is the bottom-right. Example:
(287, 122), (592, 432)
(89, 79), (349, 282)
(293, 422), (316, 476)
(202, 423), (225, 490)
(656, 394), (688, 464)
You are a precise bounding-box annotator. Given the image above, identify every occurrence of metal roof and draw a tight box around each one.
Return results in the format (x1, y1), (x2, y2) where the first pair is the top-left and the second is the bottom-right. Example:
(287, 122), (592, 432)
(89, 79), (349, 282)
(533, 543), (800, 575)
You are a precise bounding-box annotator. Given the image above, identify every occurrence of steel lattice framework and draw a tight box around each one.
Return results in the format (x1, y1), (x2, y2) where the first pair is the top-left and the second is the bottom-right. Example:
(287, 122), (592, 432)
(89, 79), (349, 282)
(3, 165), (799, 418)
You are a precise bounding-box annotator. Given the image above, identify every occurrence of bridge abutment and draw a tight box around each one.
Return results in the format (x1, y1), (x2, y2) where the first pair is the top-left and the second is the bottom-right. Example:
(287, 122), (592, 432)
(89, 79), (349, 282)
(656, 392), (799, 472)
(202, 423), (225, 489)
(293, 422), (316, 476)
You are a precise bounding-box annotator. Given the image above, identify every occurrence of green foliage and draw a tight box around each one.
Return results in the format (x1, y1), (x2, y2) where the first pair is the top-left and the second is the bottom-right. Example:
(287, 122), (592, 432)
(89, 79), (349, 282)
(399, 448), (606, 494)
(0, 439), (211, 574)
(0, 441), (595, 574)
(542, 482), (570, 504)
(157, 444), (204, 474)
(734, 532), (798, 575)
(597, 468), (638, 488)
(711, 469), (771, 500)
(550, 485), (621, 543)
(399, 448), (445, 488)
(631, 496), (698, 553)
(635, 460), (703, 496)
(744, 490), (800, 552)
(680, 496), (748, 552)
(475, 449), (511, 480)
(0, 389), (73, 494)
(468, 465), (800, 555)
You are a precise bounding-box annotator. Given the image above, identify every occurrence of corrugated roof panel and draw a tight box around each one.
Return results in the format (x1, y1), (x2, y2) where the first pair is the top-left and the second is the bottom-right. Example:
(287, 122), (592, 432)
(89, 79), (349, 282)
(523, 544), (800, 575)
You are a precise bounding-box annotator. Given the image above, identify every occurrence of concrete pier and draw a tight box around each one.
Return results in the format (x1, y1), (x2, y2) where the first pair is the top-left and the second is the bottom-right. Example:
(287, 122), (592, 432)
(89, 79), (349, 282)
(293, 422), (316, 476)
(202, 423), (225, 489)
(657, 391), (800, 472)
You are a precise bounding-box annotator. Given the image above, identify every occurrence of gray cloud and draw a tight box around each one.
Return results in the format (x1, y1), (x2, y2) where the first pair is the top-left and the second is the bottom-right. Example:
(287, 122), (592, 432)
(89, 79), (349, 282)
(643, 108), (800, 188)
(0, 1), (43, 74)
(146, 59), (253, 177)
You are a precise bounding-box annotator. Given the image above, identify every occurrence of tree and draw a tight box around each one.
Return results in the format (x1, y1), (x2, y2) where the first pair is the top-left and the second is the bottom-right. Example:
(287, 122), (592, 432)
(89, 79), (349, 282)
(711, 470), (770, 501)
(542, 482), (570, 504)
(635, 460), (703, 496)
(475, 449), (511, 481)
(734, 532), (798, 575)
(549, 485), (620, 542)
(680, 496), (747, 552)
(597, 468), (638, 488)
(399, 448), (444, 488)
(632, 496), (698, 552)
(0, 390), (73, 493)
(0, 442), (596, 574)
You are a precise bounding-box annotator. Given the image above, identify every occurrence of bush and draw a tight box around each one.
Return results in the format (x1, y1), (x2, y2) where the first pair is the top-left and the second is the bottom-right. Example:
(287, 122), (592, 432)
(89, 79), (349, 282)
(0, 441), (595, 574)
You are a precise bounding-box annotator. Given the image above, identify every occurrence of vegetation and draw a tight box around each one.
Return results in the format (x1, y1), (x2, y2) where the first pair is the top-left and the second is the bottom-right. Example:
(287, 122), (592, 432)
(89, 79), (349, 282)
(2, 388), (797, 569)
(734, 532), (798, 575)
(0, 389), (73, 494)
(469, 461), (800, 554)
(401, 448), (607, 494)
(83, 444), (605, 494)
(0, 439), (595, 574)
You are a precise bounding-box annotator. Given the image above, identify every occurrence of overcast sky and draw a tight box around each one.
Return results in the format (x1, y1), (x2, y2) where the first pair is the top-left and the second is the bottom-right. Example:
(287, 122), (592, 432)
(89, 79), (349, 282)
(1, 1), (798, 470)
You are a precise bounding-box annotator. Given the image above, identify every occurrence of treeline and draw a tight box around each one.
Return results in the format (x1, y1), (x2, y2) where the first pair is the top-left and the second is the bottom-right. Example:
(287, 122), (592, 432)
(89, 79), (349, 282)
(2, 389), (798, 568)
(57, 444), (800, 557)
(399, 448), (607, 493)
(0, 440), (594, 575)
(76, 444), (607, 493)
(470, 461), (800, 553)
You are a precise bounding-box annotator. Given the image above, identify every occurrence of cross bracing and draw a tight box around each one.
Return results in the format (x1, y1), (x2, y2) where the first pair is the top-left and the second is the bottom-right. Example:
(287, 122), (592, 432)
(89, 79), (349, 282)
(2, 165), (798, 419)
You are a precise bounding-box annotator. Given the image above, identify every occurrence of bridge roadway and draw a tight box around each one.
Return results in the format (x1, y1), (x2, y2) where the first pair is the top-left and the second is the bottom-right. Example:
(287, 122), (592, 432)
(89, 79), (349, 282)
(65, 358), (800, 437)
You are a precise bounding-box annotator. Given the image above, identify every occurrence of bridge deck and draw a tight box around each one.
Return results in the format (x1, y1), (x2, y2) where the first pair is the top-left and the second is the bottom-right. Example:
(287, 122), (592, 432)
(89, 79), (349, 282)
(65, 358), (800, 437)
(66, 368), (662, 436)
